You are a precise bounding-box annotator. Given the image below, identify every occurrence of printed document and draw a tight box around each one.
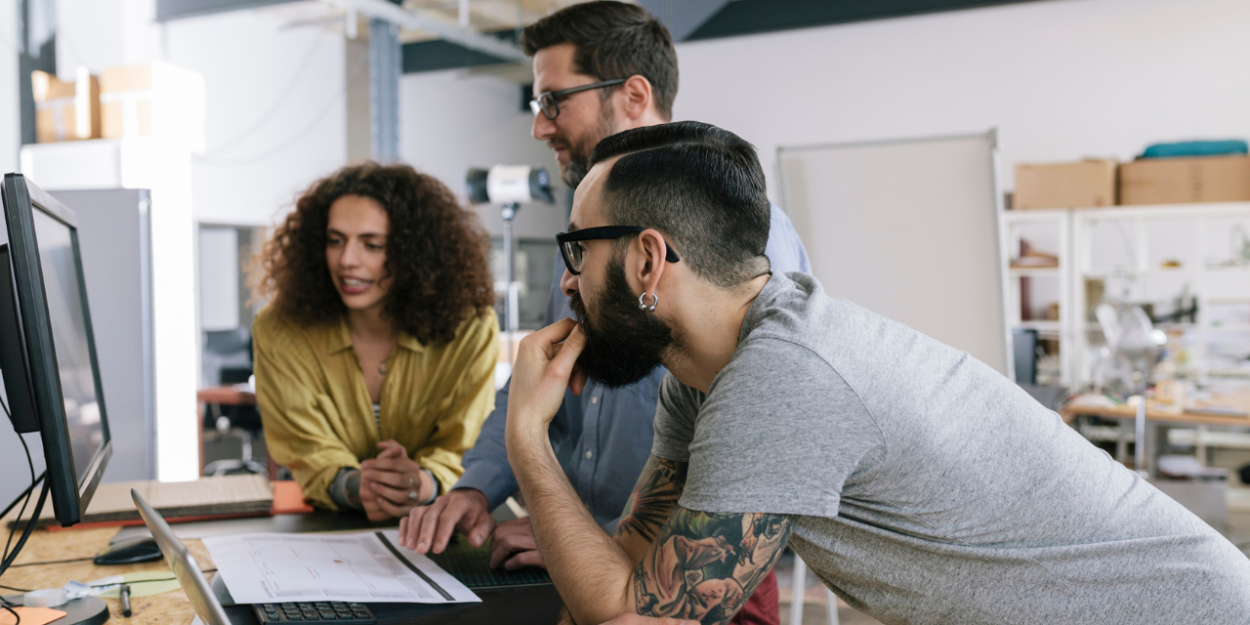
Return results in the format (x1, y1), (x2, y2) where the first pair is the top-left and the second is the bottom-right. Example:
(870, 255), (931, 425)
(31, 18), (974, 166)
(202, 530), (479, 604)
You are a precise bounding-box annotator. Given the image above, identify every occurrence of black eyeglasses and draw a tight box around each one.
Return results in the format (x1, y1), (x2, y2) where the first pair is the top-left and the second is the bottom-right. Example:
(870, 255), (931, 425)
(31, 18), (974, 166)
(556, 226), (680, 275)
(529, 79), (627, 120)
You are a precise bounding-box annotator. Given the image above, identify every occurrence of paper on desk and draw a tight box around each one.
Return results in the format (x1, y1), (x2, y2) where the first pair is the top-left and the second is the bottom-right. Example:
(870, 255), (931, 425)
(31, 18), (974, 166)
(202, 530), (479, 605)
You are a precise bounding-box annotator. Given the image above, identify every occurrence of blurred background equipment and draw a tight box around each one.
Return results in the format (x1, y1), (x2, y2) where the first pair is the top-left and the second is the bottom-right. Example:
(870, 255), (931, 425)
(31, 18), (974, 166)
(466, 165), (553, 342)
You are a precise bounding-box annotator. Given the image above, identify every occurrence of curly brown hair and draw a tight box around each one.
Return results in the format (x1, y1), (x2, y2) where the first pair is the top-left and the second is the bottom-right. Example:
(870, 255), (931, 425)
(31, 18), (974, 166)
(255, 162), (496, 344)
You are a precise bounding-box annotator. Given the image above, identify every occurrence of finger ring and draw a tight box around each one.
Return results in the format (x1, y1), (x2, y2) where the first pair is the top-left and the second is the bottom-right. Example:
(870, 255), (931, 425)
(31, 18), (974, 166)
(408, 476), (415, 489)
(408, 489), (418, 502)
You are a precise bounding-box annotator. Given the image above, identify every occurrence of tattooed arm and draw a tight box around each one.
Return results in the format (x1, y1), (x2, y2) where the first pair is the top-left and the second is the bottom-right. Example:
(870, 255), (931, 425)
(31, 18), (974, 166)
(614, 456), (688, 564)
(633, 507), (793, 625)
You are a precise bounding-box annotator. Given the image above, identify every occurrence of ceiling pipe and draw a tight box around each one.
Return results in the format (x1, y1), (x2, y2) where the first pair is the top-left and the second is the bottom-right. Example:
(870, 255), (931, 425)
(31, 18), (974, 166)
(322, 0), (526, 62)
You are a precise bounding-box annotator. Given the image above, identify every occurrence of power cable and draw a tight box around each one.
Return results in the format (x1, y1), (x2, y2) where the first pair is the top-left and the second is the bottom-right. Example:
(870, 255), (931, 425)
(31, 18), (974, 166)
(1, 395), (35, 566)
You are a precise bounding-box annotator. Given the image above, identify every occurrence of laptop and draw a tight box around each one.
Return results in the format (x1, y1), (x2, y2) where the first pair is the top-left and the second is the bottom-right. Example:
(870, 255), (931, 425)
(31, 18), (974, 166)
(131, 488), (232, 625)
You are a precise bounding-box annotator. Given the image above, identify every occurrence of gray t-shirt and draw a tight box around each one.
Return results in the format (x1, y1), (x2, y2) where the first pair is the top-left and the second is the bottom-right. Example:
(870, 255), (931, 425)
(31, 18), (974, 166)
(652, 272), (1250, 625)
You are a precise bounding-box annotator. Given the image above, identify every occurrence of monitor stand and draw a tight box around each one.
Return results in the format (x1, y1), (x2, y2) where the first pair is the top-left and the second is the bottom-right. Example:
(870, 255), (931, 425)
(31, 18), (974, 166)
(2, 594), (108, 625)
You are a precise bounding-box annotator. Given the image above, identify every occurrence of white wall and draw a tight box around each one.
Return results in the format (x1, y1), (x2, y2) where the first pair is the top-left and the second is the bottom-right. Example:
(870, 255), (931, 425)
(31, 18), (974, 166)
(0, 0), (21, 175)
(57, 0), (347, 227)
(400, 69), (567, 239)
(672, 0), (1250, 204)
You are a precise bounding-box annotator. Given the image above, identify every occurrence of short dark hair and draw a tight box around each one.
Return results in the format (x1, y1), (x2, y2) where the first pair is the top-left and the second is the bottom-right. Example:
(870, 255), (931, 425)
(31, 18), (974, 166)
(521, 1), (678, 120)
(588, 121), (771, 289)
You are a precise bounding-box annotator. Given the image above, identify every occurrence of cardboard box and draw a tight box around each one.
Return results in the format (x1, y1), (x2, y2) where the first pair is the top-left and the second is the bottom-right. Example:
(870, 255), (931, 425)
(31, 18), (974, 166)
(31, 69), (101, 143)
(1013, 160), (1117, 209)
(100, 63), (206, 152)
(1119, 155), (1250, 205)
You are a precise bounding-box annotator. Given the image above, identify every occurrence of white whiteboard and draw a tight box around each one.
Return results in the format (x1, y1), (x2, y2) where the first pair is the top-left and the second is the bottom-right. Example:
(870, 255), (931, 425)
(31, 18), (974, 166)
(778, 130), (1009, 374)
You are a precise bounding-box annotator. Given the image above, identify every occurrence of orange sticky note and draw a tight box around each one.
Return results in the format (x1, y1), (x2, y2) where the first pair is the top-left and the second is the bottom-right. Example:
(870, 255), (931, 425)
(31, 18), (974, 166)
(0, 606), (68, 625)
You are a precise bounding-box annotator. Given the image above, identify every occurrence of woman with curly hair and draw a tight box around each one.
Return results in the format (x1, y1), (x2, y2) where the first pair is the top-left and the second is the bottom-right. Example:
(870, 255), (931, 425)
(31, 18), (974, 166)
(253, 162), (498, 521)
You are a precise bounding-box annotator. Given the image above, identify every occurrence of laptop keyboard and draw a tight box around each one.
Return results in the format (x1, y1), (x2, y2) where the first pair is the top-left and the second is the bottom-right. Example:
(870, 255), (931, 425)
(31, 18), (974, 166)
(253, 602), (376, 624)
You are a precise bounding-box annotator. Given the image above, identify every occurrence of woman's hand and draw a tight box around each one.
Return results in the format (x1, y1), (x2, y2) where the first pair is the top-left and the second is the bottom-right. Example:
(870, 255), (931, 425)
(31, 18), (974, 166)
(358, 440), (434, 521)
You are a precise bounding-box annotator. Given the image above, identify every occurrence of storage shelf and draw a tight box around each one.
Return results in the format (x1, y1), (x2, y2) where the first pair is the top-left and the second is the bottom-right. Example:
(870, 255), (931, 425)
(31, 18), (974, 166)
(1016, 321), (1062, 333)
(1008, 267), (1060, 277)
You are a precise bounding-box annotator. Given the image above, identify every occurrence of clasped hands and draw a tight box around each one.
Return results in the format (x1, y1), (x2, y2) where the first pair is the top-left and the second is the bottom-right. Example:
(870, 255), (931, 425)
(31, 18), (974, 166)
(356, 439), (434, 522)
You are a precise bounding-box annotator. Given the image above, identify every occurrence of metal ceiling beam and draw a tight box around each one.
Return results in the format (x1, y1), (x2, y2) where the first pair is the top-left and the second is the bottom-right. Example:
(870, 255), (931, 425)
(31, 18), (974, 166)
(323, 0), (527, 62)
(155, 0), (301, 22)
(635, 0), (730, 42)
(687, 0), (1048, 41)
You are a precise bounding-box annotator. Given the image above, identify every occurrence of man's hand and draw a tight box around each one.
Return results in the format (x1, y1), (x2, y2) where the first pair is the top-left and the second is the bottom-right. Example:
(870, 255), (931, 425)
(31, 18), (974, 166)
(489, 517), (546, 570)
(359, 440), (433, 522)
(506, 318), (588, 442)
(398, 488), (494, 553)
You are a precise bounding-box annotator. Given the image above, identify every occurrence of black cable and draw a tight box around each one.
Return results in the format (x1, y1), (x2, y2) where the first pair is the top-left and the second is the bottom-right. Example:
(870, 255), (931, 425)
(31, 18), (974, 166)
(7, 556), (93, 568)
(0, 583), (29, 592)
(0, 474), (43, 522)
(3, 403), (37, 566)
(0, 480), (49, 578)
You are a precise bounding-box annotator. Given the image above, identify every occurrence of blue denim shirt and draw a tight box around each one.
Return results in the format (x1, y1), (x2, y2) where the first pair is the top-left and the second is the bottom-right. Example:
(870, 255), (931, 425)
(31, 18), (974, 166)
(455, 204), (811, 530)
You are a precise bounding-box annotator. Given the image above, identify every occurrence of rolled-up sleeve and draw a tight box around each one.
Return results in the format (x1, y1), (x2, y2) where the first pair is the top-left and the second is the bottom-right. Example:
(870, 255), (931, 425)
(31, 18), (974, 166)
(253, 314), (359, 510)
(412, 310), (500, 494)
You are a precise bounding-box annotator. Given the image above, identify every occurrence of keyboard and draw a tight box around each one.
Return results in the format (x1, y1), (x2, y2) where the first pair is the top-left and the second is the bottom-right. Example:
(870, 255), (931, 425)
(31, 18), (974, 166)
(252, 602), (376, 624)
(426, 536), (551, 588)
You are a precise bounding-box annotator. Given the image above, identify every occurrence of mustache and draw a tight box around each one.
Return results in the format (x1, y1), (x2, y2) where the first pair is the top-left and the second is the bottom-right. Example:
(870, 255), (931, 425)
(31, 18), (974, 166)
(568, 292), (590, 330)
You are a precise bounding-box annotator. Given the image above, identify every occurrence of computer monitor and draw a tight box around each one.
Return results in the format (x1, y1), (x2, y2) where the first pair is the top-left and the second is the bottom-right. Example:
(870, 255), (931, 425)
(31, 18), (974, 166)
(0, 173), (111, 527)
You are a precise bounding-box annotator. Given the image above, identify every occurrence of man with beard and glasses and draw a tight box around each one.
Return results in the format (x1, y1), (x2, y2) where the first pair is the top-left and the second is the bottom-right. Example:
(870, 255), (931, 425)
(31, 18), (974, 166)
(488, 121), (1250, 625)
(398, 4), (806, 625)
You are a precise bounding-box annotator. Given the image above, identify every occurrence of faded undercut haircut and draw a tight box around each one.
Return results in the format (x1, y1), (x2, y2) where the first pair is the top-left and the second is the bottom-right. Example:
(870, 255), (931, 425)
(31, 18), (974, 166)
(521, 1), (678, 120)
(588, 121), (771, 289)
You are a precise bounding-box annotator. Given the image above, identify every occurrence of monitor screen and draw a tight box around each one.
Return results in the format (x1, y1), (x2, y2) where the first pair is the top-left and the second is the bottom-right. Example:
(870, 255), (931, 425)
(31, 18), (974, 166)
(31, 208), (105, 485)
(0, 173), (111, 527)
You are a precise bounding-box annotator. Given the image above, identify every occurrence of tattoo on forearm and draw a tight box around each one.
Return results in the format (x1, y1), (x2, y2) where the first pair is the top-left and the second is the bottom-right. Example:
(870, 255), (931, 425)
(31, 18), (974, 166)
(615, 457), (687, 544)
(634, 507), (794, 625)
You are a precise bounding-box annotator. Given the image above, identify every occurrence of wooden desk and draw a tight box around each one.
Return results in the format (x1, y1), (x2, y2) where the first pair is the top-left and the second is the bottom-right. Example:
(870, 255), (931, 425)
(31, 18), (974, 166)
(197, 387), (257, 407)
(1060, 403), (1250, 428)
(3, 526), (214, 625)
(1062, 393), (1250, 469)
(2, 520), (563, 625)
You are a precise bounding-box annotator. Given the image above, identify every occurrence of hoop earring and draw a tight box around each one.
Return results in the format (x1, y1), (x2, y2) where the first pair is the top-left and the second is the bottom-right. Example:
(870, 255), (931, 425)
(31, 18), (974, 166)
(637, 292), (658, 312)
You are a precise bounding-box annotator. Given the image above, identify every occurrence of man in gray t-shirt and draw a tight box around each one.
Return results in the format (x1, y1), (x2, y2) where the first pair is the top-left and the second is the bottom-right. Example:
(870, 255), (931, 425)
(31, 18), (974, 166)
(652, 270), (1250, 624)
(461, 121), (1250, 625)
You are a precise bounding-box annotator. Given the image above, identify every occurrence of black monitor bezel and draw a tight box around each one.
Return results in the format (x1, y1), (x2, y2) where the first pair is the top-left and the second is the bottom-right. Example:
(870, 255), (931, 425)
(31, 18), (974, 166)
(1, 173), (111, 527)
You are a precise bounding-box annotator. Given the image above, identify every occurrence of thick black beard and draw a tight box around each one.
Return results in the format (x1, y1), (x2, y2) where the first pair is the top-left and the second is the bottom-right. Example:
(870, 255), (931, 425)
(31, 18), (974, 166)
(568, 257), (673, 389)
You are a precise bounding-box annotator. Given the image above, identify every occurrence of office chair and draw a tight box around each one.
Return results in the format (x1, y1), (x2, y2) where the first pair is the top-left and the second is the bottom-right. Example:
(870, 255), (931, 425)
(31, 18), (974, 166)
(202, 328), (267, 477)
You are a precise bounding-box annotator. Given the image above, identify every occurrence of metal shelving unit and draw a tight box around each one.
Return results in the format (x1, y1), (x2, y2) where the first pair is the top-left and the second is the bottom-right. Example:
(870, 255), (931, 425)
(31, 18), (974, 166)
(1000, 202), (1250, 390)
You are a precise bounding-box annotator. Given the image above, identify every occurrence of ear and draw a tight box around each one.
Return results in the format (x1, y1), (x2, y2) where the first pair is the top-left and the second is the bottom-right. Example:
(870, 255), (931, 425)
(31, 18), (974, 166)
(618, 74), (654, 122)
(630, 228), (671, 299)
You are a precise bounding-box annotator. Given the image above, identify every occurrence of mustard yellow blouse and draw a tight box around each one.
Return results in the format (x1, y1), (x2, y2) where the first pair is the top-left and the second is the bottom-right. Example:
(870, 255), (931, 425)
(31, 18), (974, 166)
(252, 305), (499, 510)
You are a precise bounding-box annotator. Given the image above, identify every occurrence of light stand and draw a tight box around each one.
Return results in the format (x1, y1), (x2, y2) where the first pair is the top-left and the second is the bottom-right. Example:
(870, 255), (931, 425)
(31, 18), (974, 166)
(465, 165), (554, 365)
(501, 201), (521, 335)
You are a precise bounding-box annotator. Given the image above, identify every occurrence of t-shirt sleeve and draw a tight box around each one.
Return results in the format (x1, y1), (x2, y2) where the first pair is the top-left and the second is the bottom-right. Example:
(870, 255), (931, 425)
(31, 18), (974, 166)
(650, 371), (705, 462)
(678, 338), (882, 519)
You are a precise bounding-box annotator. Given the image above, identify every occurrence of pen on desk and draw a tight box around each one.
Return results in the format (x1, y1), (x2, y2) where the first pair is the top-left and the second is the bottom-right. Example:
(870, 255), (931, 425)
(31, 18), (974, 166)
(120, 583), (132, 617)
